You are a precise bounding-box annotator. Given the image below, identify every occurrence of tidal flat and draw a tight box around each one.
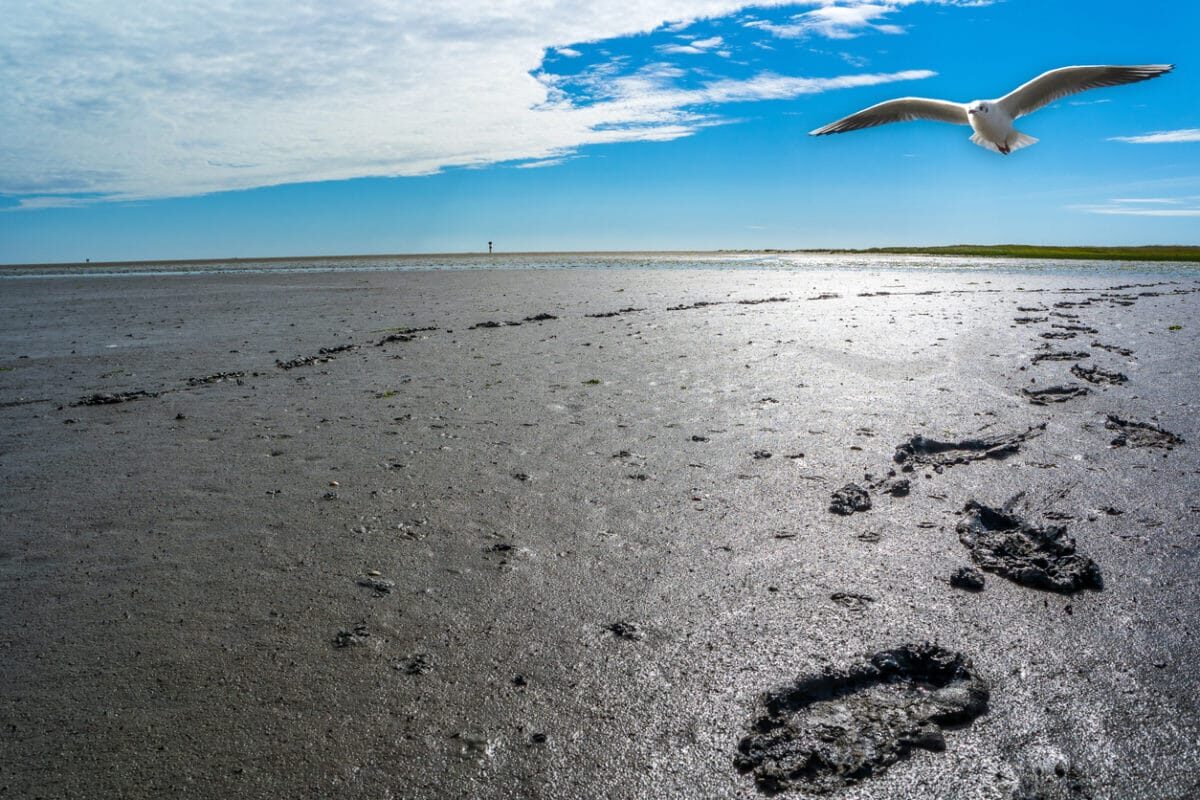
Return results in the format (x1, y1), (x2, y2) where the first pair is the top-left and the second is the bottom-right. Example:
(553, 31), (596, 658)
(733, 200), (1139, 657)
(1, 265), (1198, 799)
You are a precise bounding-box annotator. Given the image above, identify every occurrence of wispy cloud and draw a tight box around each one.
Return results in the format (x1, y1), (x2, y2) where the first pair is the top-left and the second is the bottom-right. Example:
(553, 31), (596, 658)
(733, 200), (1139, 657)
(658, 35), (728, 55)
(746, 1), (993, 41)
(1072, 197), (1200, 217)
(0, 1), (952, 205)
(1109, 129), (1200, 144)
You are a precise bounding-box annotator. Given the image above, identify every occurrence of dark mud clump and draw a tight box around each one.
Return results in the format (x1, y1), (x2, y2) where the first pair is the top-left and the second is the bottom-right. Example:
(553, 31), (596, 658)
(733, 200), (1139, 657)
(74, 389), (159, 405)
(667, 300), (722, 311)
(1023, 385), (1088, 405)
(1090, 341), (1133, 357)
(523, 312), (558, 322)
(395, 653), (433, 675)
(957, 501), (1103, 593)
(950, 566), (985, 591)
(1031, 351), (1090, 365)
(585, 307), (644, 318)
(829, 483), (871, 515)
(332, 623), (371, 648)
(893, 424), (1044, 471)
(276, 345), (358, 369)
(1051, 324), (1099, 334)
(808, 292), (840, 301)
(830, 592), (875, 611)
(734, 643), (989, 795)
(1014, 316), (1049, 325)
(737, 296), (790, 305)
(1070, 364), (1127, 385)
(1105, 415), (1184, 449)
(375, 326), (437, 346)
(356, 576), (395, 596)
(186, 371), (244, 386)
(607, 621), (644, 641)
(1039, 331), (1077, 340)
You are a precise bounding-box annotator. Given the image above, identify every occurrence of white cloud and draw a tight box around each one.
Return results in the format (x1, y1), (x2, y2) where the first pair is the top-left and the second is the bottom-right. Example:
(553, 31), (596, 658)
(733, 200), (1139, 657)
(746, 1), (993, 40)
(1109, 129), (1200, 144)
(658, 34), (727, 54)
(1109, 198), (1181, 204)
(1, 1), (945, 205)
(1072, 198), (1200, 217)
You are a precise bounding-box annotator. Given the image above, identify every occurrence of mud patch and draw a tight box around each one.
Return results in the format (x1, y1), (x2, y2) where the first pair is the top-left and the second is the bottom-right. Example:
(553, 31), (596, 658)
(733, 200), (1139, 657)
(830, 592), (875, 612)
(738, 296), (790, 305)
(1090, 341), (1133, 357)
(1031, 351), (1090, 364)
(1014, 316), (1048, 325)
(1039, 331), (1076, 340)
(667, 300), (722, 311)
(957, 501), (1102, 593)
(1023, 385), (1088, 405)
(893, 424), (1044, 471)
(1070, 364), (1127, 385)
(376, 326), (437, 346)
(950, 566), (986, 591)
(734, 643), (988, 795)
(829, 484), (871, 515)
(585, 307), (645, 318)
(277, 345), (358, 369)
(1105, 415), (1183, 449)
(607, 621), (644, 641)
(74, 389), (159, 405)
(186, 371), (244, 386)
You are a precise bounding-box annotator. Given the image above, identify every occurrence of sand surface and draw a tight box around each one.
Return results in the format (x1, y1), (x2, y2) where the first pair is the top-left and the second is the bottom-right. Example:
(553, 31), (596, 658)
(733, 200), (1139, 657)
(2, 266), (1199, 799)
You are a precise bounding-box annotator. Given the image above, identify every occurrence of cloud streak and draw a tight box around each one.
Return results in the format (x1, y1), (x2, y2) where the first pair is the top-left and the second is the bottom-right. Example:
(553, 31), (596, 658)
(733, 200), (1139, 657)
(1109, 129), (1200, 144)
(1, 1), (947, 206)
(745, 0), (993, 40)
(1073, 197), (1200, 217)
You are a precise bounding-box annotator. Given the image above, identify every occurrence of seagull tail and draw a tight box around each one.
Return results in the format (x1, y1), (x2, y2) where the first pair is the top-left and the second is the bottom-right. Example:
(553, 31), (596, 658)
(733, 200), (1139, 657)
(1007, 131), (1039, 153)
(969, 131), (1038, 155)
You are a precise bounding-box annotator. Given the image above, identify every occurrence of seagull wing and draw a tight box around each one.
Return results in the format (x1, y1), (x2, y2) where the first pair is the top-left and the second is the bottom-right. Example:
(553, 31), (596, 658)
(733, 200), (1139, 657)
(998, 64), (1173, 119)
(809, 97), (968, 136)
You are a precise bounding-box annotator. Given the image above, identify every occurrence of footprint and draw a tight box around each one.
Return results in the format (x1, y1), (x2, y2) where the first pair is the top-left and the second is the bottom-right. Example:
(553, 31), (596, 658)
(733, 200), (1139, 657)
(1023, 385), (1088, 405)
(735, 643), (989, 794)
(1105, 415), (1183, 449)
(957, 501), (1102, 593)
(893, 424), (1044, 470)
(1070, 364), (1127, 386)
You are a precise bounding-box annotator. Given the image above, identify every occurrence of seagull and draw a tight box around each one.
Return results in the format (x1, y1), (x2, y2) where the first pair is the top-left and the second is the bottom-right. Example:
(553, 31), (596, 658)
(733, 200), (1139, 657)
(810, 64), (1174, 155)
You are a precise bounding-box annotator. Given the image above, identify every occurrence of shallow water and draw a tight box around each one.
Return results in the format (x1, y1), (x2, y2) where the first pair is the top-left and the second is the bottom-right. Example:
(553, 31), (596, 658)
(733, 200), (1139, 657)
(3, 250), (1199, 279)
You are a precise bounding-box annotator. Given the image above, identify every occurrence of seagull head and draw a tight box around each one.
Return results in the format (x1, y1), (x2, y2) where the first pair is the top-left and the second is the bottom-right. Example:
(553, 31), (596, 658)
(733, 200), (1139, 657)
(967, 102), (990, 116)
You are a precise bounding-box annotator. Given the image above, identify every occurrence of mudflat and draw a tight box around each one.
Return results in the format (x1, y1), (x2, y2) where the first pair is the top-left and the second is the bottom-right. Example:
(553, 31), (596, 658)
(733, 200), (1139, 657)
(1, 266), (1198, 799)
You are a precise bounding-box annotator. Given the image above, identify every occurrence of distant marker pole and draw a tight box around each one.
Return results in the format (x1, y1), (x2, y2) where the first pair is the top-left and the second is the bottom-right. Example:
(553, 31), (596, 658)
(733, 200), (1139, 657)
(488, 241), (493, 254)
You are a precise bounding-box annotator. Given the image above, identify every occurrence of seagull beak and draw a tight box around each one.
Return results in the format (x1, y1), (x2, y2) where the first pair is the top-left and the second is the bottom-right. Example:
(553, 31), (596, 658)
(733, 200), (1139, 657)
(967, 108), (977, 115)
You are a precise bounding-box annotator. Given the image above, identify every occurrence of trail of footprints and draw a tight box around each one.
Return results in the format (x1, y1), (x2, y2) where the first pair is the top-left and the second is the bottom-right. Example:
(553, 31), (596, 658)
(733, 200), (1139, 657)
(51, 278), (1197, 796)
(795, 285), (1190, 795)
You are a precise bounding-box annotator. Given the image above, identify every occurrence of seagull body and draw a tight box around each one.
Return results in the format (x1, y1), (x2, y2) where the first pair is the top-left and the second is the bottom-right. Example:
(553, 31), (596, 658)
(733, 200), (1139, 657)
(810, 65), (1174, 155)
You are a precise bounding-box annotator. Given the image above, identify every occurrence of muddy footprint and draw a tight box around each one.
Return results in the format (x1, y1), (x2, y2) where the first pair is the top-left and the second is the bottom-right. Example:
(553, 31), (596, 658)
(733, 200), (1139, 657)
(893, 424), (1044, 471)
(735, 643), (989, 794)
(1023, 385), (1088, 405)
(957, 500), (1102, 593)
(1105, 415), (1183, 449)
(1070, 364), (1127, 386)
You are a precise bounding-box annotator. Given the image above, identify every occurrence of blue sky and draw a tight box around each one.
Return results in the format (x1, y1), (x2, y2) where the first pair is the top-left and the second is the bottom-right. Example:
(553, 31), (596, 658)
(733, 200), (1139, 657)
(1, 0), (1197, 263)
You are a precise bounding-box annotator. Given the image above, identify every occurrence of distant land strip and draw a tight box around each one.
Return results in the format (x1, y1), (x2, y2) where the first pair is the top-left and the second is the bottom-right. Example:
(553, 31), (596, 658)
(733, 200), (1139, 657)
(822, 245), (1200, 263)
(4, 245), (1200, 269)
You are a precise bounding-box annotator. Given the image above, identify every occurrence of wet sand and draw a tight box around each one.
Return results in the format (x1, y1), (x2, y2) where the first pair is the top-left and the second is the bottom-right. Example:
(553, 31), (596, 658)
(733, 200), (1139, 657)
(2, 266), (1199, 798)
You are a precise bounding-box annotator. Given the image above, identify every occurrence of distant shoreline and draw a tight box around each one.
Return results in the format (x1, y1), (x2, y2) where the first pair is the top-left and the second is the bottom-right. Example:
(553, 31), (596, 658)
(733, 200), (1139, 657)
(3, 244), (1200, 269)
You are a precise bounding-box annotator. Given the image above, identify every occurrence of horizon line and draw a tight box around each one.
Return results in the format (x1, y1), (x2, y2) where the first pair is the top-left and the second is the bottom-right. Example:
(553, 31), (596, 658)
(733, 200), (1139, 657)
(5, 243), (1200, 269)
